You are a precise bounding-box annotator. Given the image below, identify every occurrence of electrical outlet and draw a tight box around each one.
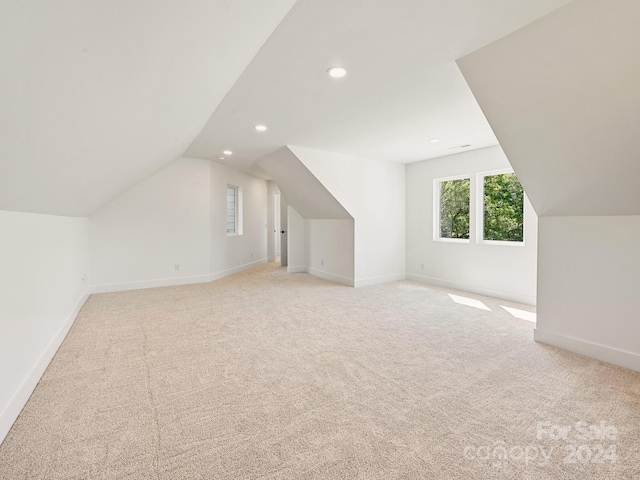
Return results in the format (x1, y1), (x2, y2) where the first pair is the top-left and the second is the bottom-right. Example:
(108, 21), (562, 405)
(250, 252), (254, 259)
(321, 259), (324, 266)
(174, 264), (180, 271)
(81, 274), (87, 285)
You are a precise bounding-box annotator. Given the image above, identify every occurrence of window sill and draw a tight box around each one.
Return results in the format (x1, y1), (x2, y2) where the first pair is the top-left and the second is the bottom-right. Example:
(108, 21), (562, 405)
(478, 240), (525, 247)
(434, 237), (470, 244)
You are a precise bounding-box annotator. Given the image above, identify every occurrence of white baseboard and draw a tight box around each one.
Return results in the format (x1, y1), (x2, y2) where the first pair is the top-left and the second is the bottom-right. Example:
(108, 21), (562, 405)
(290, 267), (403, 288)
(92, 259), (268, 294)
(0, 291), (89, 446)
(210, 258), (268, 281)
(92, 274), (212, 294)
(287, 266), (306, 274)
(534, 329), (640, 373)
(406, 273), (536, 306)
(355, 273), (406, 288)
(307, 267), (354, 287)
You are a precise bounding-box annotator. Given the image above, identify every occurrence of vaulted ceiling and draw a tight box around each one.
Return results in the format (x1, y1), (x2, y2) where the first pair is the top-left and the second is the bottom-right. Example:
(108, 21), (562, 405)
(0, 0), (573, 217)
(458, 0), (640, 216)
(0, 0), (297, 216)
(186, 0), (574, 178)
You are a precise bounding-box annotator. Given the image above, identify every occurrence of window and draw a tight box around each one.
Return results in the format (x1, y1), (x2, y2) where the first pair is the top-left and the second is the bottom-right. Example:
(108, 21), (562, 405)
(434, 176), (470, 241)
(480, 170), (524, 243)
(226, 185), (242, 235)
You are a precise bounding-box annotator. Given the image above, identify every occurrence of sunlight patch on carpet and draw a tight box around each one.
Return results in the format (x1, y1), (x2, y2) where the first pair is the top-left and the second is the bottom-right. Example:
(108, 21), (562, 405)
(501, 305), (536, 323)
(448, 294), (491, 311)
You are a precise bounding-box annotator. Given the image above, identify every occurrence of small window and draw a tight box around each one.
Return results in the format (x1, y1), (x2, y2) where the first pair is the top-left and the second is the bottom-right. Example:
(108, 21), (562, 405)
(480, 171), (524, 243)
(434, 176), (470, 241)
(226, 185), (242, 235)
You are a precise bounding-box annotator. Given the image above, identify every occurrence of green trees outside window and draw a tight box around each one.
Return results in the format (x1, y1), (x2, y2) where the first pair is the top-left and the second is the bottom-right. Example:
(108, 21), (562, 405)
(439, 178), (470, 239)
(483, 173), (524, 242)
(436, 171), (525, 243)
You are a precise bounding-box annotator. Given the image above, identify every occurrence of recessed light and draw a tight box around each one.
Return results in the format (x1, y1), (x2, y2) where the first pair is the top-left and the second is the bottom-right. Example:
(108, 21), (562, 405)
(326, 66), (347, 78)
(223, 150), (233, 155)
(218, 156), (225, 160)
(254, 125), (267, 132)
(429, 138), (440, 143)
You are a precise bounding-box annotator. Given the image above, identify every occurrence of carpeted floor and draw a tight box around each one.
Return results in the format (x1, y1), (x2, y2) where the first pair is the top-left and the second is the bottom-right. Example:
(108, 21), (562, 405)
(1, 263), (639, 479)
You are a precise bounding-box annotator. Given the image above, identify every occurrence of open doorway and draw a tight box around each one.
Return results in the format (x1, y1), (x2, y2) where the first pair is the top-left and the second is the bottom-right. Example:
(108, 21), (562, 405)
(269, 189), (287, 266)
(280, 195), (288, 267)
(274, 193), (281, 264)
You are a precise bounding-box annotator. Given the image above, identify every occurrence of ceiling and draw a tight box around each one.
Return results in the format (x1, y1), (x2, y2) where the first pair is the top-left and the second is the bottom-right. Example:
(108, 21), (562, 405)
(459, 0), (640, 216)
(0, 0), (296, 216)
(186, 0), (574, 178)
(0, 0), (574, 216)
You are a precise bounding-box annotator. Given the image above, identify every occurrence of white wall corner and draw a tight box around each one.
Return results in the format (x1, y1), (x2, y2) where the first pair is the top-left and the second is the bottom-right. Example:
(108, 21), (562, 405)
(307, 267), (354, 287)
(0, 292), (90, 446)
(355, 273), (406, 288)
(92, 274), (214, 294)
(210, 258), (268, 281)
(92, 259), (269, 294)
(287, 266), (307, 274)
(534, 328), (640, 373)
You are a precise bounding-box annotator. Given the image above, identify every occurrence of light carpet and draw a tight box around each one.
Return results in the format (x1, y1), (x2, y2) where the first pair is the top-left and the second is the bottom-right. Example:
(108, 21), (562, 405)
(1, 263), (639, 479)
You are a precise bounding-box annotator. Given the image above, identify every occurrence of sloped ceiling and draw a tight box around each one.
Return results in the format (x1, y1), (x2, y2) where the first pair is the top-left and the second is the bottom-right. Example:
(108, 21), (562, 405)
(1, 0), (576, 217)
(458, 0), (640, 216)
(258, 147), (352, 219)
(186, 0), (573, 178)
(0, 0), (296, 216)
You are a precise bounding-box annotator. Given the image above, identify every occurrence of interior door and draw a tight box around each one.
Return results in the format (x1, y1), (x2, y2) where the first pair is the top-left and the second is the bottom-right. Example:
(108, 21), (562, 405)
(274, 193), (281, 260)
(280, 196), (288, 267)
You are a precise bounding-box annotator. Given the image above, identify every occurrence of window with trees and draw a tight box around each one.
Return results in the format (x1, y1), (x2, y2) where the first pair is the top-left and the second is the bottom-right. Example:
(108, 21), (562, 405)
(435, 176), (470, 241)
(480, 171), (524, 243)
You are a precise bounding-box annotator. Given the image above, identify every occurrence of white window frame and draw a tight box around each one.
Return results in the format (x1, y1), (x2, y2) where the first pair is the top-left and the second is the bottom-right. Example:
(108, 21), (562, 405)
(433, 174), (471, 243)
(226, 184), (243, 236)
(476, 168), (525, 247)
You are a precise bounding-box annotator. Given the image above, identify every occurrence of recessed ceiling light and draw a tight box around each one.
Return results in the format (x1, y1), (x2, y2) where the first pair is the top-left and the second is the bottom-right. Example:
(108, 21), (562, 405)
(223, 150), (232, 155)
(218, 156), (225, 160)
(429, 138), (440, 143)
(326, 66), (347, 78)
(254, 125), (267, 132)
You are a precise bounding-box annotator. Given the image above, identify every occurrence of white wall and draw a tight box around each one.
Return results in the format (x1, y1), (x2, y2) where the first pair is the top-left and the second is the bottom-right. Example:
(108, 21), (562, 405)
(0, 210), (89, 444)
(536, 216), (640, 371)
(90, 158), (211, 291)
(406, 146), (538, 305)
(305, 219), (355, 285)
(290, 146), (405, 287)
(90, 157), (268, 292)
(210, 162), (268, 277)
